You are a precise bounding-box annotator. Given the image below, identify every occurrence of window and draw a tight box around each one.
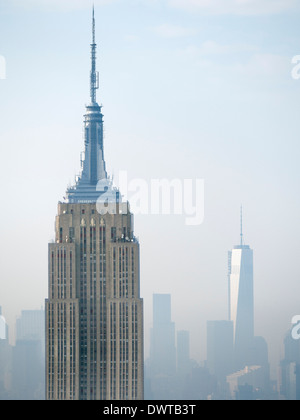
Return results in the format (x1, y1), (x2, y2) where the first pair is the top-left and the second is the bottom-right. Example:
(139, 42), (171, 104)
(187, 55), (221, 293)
(111, 227), (116, 242)
(69, 227), (75, 243)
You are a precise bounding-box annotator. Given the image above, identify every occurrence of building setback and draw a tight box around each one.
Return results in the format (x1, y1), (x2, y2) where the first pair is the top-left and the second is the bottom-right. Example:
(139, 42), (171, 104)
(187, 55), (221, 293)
(45, 9), (144, 401)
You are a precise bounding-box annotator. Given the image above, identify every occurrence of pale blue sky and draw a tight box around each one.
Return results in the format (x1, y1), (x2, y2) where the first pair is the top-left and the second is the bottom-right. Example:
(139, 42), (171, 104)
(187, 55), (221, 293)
(1, 0), (300, 373)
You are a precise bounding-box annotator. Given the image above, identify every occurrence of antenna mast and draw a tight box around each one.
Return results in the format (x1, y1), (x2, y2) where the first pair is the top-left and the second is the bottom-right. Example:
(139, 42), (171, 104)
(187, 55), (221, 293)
(90, 6), (99, 104)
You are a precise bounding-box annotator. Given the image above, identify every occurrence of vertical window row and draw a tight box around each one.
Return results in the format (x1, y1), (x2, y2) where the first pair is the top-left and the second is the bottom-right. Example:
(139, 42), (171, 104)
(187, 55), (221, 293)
(113, 247), (116, 298)
(63, 250), (66, 299)
(57, 303), (67, 400)
(119, 248), (122, 298)
(53, 247), (68, 300)
(69, 227), (74, 244)
(110, 302), (117, 400)
(51, 251), (54, 299)
(50, 246), (73, 301)
(99, 225), (106, 400)
(131, 303), (138, 400)
(79, 226), (87, 400)
(89, 226), (97, 400)
(69, 303), (75, 400)
(119, 302), (129, 400)
(47, 303), (55, 400)
(117, 246), (130, 299)
(70, 251), (73, 299)
(131, 248), (135, 298)
(125, 248), (129, 299)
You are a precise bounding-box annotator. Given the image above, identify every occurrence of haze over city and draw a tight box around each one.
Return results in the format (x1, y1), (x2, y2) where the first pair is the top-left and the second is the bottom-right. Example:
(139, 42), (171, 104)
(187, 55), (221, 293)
(1, 0), (300, 387)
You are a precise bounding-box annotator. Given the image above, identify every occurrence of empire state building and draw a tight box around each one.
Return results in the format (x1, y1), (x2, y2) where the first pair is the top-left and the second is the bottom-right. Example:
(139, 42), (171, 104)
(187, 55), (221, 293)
(45, 9), (144, 401)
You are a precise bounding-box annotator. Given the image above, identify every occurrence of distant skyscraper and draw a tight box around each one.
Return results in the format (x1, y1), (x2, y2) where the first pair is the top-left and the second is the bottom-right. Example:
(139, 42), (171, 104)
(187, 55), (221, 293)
(207, 321), (234, 381)
(45, 9), (144, 401)
(0, 307), (12, 399)
(280, 329), (300, 400)
(0, 307), (6, 340)
(146, 294), (177, 399)
(177, 331), (191, 376)
(283, 330), (300, 365)
(12, 309), (45, 399)
(177, 330), (191, 377)
(150, 294), (176, 377)
(16, 309), (45, 343)
(228, 208), (254, 369)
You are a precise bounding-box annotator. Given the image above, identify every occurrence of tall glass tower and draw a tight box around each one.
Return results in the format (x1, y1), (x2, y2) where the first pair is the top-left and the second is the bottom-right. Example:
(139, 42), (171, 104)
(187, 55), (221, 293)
(228, 208), (254, 370)
(45, 9), (144, 401)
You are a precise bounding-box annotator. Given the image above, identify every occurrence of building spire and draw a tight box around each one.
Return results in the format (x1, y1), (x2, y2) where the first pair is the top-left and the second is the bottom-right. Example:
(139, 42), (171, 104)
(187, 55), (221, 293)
(92, 5), (95, 44)
(90, 5), (99, 104)
(66, 6), (108, 203)
(240, 205), (243, 246)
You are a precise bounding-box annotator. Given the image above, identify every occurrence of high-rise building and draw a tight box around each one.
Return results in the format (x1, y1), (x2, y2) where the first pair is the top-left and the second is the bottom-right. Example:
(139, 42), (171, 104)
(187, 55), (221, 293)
(177, 330), (191, 377)
(280, 329), (300, 400)
(207, 320), (234, 381)
(150, 294), (176, 377)
(0, 307), (6, 341)
(12, 309), (45, 400)
(228, 208), (254, 369)
(45, 9), (144, 401)
(146, 294), (177, 399)
(0, 307), (12, 399)
(16, 309), (45, 343)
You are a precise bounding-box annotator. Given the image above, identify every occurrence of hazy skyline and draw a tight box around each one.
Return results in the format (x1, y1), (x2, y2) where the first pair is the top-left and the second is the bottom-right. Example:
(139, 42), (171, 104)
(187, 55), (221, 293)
(1, 0), (300, 376)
